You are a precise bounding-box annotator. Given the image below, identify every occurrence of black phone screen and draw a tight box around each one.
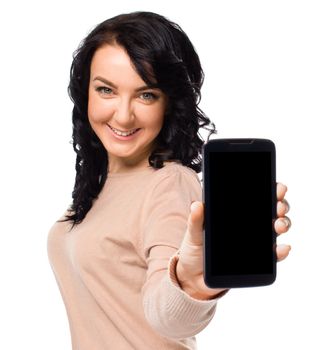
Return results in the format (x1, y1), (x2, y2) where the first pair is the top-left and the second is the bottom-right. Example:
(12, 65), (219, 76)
(209, 151), (273, 276)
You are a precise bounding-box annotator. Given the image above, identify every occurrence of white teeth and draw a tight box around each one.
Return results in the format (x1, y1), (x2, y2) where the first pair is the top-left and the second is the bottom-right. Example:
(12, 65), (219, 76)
(110, 126), (138, 136)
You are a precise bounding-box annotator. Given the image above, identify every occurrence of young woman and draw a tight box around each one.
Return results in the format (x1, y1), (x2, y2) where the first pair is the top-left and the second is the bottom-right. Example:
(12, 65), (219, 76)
(47, 11), (291, 350)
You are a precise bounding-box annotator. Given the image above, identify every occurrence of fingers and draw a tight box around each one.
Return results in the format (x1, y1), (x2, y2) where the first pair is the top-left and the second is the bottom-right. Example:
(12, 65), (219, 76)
(275, 182), (291, 236)
(186, 201), (204, 246)
(189, 202), (204, 231)
(277, 198), (290, 217)
(276, 244), (291, 262)
(274, 216), (291, 236)
(277, 182), (288, 201)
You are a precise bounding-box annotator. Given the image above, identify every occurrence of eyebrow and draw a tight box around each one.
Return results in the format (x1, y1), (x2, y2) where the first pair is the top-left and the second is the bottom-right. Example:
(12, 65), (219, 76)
(92, 76), (159, 92)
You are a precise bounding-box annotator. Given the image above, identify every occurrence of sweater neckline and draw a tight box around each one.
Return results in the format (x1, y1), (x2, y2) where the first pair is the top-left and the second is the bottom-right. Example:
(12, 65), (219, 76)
(106, 161), (178, 178)
(106, 166), (155, 178)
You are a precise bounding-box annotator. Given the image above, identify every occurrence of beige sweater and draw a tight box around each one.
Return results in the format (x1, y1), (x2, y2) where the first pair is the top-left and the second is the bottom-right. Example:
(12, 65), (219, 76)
(47, 161), (225, 350)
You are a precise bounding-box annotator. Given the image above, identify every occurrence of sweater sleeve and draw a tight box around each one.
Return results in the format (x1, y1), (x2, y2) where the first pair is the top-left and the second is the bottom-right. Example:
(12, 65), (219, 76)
(139, 165), (226, 340)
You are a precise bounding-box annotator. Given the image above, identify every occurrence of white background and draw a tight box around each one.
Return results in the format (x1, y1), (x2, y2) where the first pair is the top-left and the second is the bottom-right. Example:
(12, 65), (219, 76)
(0, 0), (329, 349)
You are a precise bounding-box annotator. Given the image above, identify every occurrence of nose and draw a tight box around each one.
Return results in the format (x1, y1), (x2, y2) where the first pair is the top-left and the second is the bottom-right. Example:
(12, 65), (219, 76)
(113, 96), (134, 126)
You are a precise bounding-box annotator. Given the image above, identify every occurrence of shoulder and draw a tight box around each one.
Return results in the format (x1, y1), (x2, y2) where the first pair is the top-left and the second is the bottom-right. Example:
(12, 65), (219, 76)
(49, 208), (74, 234)
(151, 161), (201, 187)
(145, 161), (202, 201)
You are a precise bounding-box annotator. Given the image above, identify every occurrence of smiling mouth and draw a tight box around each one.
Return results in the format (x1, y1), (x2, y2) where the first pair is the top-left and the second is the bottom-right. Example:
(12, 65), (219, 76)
(108, 125), (141, 136)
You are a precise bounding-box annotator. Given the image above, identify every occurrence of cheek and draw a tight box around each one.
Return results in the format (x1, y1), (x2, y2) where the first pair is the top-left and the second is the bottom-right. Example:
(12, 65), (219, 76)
(137, 104), (165, 132)
(87, 91), (97, 123)
(88, 94), (111, 123)
(153, 114), (164, 133)
(153, 107), (166, 132)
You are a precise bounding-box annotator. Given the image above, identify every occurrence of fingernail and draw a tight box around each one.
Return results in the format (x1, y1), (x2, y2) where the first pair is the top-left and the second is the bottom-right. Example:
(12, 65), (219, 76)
(283, 218), (290, 227)
(283, 199), (290, 213)
(191, 202), (200, 212)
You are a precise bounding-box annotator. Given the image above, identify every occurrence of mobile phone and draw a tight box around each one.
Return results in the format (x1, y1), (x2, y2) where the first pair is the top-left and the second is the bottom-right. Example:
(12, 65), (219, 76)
(202, 138), (277, 288)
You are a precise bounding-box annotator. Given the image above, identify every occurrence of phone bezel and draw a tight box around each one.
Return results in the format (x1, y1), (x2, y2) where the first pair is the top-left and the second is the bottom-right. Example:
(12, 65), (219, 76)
(202, 138), (277, 288)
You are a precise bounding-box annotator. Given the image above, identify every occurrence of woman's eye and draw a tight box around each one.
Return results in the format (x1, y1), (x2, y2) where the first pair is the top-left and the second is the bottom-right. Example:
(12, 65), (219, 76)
(95, 86), (113, 95)
(140, 92), (157, 101)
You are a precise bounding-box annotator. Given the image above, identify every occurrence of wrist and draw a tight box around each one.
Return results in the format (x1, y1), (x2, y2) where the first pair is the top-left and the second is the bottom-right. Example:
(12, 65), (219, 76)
(175, 258), (225, 300)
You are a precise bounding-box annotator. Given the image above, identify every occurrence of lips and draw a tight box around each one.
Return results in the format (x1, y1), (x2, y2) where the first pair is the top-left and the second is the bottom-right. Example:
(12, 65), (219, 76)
(108, 125), (140, 136)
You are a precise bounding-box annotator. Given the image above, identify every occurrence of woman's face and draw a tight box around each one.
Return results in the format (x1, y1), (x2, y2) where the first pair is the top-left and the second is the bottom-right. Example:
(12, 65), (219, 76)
(88, 43), (167, 174)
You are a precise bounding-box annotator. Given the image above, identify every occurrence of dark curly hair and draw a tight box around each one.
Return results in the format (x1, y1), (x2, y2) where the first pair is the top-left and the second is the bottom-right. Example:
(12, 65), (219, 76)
(58, 11), (217, 230)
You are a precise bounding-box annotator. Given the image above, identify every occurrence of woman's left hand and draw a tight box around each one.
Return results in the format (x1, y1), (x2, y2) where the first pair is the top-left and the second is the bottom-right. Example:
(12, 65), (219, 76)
(176, 182), (292, 300)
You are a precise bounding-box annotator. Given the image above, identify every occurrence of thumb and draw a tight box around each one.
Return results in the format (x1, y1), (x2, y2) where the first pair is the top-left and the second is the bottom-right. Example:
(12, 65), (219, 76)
(186, 201), (204, 245)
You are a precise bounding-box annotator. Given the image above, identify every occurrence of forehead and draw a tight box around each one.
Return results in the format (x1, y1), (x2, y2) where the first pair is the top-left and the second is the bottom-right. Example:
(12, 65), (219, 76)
(90, 43), (158, 88)
(90, 44), (142, 83)
(91, 44), (130, 67)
